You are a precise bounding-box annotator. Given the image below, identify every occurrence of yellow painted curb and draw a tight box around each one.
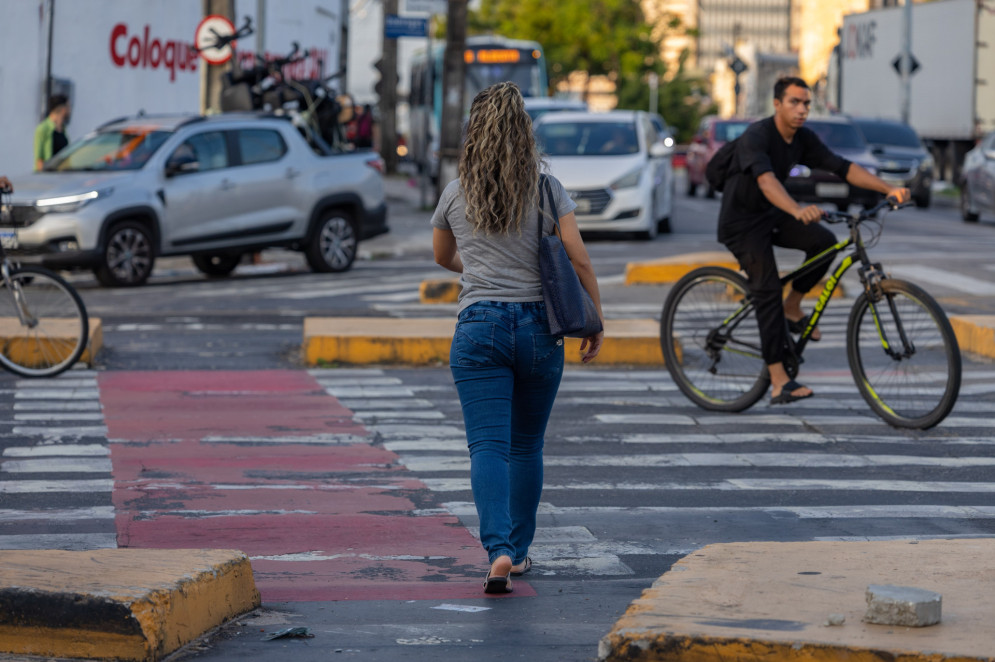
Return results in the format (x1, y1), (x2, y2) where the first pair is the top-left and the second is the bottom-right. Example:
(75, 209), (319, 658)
(950, 315), (995, 359)
(0, 548), (259, 662)
(598, 539), (995, 662)
(625, 253), (843, 299)
(303, 317), (671, 366)
(624, 251), (739, 286)
(0, 317), (102, 367)
(419, 279), (461, 304)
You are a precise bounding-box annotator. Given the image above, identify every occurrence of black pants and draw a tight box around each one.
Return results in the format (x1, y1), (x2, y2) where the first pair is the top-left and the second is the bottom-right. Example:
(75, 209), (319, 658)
(722, 210), (836, 365)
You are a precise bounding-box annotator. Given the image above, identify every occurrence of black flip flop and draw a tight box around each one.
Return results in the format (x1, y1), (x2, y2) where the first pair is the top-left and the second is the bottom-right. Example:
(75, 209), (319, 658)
(787, 315), (821, 342)
(771, 379), (814, 405)
(511, 557), (532, 576)
(483, 572), (513, 594)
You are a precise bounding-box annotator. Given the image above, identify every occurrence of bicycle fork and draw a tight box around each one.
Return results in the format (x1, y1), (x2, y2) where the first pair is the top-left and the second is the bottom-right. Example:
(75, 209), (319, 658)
(1, 262), (37, 329)
(859, 262), (915, 361)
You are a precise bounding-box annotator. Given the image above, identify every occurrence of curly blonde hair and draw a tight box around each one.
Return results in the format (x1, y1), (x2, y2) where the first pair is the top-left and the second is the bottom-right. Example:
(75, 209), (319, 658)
(459, 82), (541, 235)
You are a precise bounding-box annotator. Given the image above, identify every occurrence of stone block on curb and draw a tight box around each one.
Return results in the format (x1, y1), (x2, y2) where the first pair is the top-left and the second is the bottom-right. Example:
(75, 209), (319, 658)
(0, 548), (260, 662)
(865, 584), (942, 627)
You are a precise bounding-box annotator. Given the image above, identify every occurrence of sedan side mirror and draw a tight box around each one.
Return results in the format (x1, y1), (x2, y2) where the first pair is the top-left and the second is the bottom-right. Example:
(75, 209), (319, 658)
(166, 153), (199, 177)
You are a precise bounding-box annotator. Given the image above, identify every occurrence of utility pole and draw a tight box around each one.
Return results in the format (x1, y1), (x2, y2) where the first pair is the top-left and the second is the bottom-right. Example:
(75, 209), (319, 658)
(899, 0), (912, 124)
(437, 0), (467, 198)
(379, 0), (399, 174)
(200, 0), (236, 114)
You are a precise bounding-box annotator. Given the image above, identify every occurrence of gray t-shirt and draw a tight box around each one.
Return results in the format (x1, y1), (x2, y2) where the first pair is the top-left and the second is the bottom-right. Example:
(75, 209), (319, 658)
(431, 175), (578, 313)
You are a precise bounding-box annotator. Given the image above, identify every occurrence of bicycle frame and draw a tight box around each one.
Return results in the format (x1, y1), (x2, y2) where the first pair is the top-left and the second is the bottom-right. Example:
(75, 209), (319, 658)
(713, 209), (898, 367)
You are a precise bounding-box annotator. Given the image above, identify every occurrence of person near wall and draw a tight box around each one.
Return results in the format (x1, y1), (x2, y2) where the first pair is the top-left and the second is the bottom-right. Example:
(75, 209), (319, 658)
(34, 94), (71, 171)
(431, 82), (604, 594)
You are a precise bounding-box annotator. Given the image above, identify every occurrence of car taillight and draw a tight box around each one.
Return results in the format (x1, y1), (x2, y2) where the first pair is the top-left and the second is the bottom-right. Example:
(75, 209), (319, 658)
(365, 158), (385, 174)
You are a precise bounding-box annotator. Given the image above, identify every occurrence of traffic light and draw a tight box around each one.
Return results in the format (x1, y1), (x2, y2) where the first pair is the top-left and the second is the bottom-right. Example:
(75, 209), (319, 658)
(373, 58), (384, 98)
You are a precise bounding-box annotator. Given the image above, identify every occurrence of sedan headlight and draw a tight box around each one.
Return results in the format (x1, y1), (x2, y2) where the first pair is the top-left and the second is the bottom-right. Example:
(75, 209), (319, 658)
(919, 155), (934, 171)
(35, 188), (112, 214)
(610, 167), (643, 190)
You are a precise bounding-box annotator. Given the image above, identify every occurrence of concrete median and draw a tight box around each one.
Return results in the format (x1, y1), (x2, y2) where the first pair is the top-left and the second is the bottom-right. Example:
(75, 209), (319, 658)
(625, 252), (843, 299)
(0, 548), (259, 662)
(950, 315), (995, 359)
(0, 317), (102, 366)
(598, 538), (995, 662)
(303, 317), (668, 366)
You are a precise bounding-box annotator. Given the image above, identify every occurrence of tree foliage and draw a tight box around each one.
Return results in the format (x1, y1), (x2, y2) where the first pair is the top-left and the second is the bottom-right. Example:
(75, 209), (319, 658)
(471, 0), (660, 92)
(469, 0), (715, 143)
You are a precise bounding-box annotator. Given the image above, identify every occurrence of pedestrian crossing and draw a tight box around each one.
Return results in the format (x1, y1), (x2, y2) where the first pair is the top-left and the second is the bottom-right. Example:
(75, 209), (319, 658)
(0, 370), (116, 550)
(330, 365), (995, 579)
(1, 364), (992, 581)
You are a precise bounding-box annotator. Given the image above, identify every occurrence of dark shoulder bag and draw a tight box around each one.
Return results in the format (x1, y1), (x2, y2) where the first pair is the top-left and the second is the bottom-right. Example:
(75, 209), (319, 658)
(537, 175), (604, 338)
(704, 136), (741, 193)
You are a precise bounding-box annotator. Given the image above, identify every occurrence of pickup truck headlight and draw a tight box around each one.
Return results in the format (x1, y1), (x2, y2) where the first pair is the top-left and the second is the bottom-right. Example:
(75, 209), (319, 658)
(610, 167), (643, 190)
(35, 188), (111, 214)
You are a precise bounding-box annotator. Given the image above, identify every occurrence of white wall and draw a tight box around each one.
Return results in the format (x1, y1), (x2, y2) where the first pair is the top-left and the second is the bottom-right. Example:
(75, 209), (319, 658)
(0, 0), (345, 177)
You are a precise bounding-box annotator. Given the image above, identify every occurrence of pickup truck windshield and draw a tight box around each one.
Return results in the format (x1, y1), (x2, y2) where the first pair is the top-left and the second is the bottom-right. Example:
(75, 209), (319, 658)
(45, 129), (171, 172)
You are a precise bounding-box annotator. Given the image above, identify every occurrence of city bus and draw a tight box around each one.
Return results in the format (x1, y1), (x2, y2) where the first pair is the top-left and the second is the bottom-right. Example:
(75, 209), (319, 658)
(408, 35), (549, 181)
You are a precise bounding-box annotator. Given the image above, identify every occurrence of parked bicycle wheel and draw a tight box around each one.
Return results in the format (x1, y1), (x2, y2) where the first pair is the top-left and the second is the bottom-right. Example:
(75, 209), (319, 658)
(847, 279), (961, 429)
(661, 266), (769, 411)
(0, 266), (88, 377)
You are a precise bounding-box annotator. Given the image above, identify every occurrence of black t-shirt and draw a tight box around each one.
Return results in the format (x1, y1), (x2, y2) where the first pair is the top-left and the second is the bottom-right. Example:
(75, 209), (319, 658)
(717, 116), (851, 243)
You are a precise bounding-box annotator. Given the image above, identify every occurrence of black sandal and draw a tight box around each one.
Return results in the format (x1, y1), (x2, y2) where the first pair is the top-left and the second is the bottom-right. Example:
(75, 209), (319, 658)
(483, 572), (513, 594)
(787, 315), (821, 342)
(511, 557), (532, 576)
(770, 379), (814, 405)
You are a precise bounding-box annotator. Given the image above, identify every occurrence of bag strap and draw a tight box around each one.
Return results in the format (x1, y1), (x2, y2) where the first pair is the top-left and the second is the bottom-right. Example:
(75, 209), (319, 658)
(536, 173), (561, 243)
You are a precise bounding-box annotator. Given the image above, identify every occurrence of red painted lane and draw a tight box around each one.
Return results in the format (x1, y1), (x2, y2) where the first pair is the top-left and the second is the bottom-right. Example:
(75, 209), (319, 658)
(101, 371), (534, 600)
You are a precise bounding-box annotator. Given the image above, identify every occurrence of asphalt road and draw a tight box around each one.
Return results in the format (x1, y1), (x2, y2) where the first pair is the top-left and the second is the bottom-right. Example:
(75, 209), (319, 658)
(1, 176), (994, 661)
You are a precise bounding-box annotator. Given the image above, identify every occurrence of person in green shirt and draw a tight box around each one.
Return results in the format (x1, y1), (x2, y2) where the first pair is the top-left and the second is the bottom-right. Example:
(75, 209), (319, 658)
(34, 94), (71, 171)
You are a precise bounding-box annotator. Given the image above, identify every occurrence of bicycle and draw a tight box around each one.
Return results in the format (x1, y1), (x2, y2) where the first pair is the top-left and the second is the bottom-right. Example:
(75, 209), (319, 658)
(660, 198), (961, 430)
(0, 185), (89, 377)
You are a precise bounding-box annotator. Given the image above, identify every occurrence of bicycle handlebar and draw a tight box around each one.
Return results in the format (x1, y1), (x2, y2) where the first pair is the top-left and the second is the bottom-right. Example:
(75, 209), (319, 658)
(821, 197), (913, 224)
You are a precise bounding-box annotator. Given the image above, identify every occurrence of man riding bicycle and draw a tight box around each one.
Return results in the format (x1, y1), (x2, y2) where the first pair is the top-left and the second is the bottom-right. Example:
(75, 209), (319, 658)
(718, 77), (909, 404)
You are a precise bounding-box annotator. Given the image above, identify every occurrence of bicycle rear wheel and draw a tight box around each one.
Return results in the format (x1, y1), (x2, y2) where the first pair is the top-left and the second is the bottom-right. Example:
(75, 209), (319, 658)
(847, 279), (961, 429)
(661, 266), (769, 411)
(0, 266), (89, 377)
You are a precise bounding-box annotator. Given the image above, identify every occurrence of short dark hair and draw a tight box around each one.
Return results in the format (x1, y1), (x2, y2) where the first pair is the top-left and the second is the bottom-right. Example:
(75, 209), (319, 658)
(47, 94), (69, 115)
(774, 76), (809, 100)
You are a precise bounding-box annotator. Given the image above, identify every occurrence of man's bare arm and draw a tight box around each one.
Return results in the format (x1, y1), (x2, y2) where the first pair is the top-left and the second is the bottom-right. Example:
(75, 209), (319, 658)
(756, 172), (822, 223)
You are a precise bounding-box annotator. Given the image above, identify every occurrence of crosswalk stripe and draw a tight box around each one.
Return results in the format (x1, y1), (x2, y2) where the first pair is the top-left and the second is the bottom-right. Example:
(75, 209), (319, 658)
(420, 478), (995, 493)
(1, 458), (113, 473)
(3, 445), (108, 457)
(0, 479), (114, 493)
(0, 533), (116, 549)
(11, 426), (108, 437)
(398, 453), (995, 472)
(12, 413), (106, 421)
(0, 506), (115, 521)
(14, 390), (100, 400)
(13, 401), (102, 411)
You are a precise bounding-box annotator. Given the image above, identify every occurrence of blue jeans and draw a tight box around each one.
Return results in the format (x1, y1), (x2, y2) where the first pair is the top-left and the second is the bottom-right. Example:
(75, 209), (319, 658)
(450, 301), (565, 565)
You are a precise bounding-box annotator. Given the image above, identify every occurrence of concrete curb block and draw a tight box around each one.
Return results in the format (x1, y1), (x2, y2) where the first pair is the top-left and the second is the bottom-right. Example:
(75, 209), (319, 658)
(0, 317), (101, 367)
(624, 253), (844, 299)
(598, 539), (995, 662)
(950, 315), (995, 359)
(303, 317), (668, 366)
(419, 279), (461, 304)
(0, 549), (260, 662)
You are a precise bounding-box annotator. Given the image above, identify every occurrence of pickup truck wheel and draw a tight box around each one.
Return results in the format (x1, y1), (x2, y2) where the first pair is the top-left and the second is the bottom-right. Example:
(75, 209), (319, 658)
(94, 221), (155, 287)
(193, 254), (241, 277)
(306, 210), (357, 273)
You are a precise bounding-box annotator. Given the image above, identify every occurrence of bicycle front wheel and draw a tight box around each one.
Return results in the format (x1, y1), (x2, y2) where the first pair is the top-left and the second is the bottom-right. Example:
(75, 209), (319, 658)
(847, 279), (961, 429)
(661, 266), (769, 411)
(0, 266), (89, 377)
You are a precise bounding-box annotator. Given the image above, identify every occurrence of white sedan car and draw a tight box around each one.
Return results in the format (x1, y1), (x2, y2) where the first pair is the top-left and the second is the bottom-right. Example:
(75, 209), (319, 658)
(534, 110), (674, 238)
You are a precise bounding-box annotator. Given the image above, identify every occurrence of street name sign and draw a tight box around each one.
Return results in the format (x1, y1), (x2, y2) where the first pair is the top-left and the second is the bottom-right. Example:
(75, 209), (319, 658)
(385, 15), (428, 39)
(405, 0), (447, 15)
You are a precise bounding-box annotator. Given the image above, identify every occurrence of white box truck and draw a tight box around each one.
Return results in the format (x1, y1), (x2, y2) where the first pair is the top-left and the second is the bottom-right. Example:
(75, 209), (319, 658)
(839, 0), (995, 182)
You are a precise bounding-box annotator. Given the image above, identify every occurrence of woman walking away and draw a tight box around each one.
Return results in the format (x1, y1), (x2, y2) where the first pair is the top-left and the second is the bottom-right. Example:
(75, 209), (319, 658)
(431, 82), (604, 594)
